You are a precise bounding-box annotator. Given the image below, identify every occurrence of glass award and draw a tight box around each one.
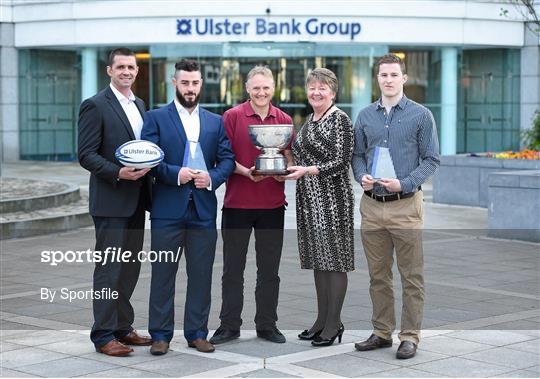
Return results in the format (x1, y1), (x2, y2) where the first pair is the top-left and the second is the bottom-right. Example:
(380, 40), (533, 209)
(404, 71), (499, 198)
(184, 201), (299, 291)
(371, 146), (397, 179)
(183, 141), (208, 172)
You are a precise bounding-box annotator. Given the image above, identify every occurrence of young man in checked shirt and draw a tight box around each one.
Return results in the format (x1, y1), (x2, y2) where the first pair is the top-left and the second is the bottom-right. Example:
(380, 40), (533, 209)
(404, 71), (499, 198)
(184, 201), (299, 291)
(352, 54), (440, 359)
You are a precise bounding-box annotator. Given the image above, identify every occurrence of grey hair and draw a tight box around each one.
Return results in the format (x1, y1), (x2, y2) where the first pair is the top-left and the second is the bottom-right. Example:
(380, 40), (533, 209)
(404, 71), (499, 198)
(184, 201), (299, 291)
(306, 68), (338, 94)
(246, 66), (274, 85)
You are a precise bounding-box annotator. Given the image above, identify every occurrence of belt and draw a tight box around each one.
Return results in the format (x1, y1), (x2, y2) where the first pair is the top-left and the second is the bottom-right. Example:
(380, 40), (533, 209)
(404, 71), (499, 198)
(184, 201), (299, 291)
(364, 190), (416, 203)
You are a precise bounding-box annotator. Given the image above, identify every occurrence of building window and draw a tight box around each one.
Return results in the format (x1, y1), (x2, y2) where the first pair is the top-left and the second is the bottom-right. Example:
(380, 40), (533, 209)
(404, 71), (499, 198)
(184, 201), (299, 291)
(458, 49), (521, 153)
(19, 49), (81, 161)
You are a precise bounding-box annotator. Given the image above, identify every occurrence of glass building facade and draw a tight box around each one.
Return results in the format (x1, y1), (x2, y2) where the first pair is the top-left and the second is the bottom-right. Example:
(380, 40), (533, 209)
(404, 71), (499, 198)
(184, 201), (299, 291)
(16, 43), (521, 161)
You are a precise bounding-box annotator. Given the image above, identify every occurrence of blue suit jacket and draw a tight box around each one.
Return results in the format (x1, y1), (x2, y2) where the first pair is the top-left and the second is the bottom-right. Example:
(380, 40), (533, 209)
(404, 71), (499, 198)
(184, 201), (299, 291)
(141, 102), (235, 220)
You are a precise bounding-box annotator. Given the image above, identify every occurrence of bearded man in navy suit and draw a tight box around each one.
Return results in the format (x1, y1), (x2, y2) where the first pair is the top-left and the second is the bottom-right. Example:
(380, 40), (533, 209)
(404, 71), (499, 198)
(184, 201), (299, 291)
(141, 59), (235, 355)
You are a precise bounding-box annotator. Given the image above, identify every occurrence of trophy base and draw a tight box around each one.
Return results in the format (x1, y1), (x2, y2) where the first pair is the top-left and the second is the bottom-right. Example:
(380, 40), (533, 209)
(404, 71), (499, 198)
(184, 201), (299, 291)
(254, 156), (288, 176)
(252, 169), (290, 176)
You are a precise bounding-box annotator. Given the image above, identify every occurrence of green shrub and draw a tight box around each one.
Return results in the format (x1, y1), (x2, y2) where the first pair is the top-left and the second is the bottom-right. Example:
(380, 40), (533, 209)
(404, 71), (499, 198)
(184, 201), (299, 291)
(523, 111), (540, 150)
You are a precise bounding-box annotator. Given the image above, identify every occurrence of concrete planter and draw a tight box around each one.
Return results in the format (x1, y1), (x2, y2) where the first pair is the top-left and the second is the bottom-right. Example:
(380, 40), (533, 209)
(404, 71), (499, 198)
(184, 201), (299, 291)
(488, 170), (540, 242)
(433, 155), (540, 208)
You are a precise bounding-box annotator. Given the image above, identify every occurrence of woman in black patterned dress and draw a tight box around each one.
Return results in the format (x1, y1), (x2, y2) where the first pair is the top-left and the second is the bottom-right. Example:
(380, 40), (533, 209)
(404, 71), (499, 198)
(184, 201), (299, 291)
(285, 68), (354, 347)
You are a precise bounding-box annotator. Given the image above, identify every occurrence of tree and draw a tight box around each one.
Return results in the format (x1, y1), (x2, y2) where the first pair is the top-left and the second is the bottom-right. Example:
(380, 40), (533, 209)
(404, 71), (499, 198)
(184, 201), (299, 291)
(500, 0), (540, 34)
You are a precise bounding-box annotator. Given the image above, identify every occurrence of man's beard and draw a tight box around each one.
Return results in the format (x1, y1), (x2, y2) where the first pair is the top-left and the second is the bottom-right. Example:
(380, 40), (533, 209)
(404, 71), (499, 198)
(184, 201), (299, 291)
(176, 88), (201, 109)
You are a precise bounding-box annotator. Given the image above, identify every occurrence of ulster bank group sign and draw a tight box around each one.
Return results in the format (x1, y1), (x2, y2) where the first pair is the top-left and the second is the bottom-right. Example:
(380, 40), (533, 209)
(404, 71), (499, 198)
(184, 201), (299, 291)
(175, 17), (362, 42)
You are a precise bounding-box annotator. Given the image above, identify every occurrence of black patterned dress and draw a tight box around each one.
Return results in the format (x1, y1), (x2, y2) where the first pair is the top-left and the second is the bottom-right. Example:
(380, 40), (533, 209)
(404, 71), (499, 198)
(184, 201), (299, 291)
(293, 108), (355, 272)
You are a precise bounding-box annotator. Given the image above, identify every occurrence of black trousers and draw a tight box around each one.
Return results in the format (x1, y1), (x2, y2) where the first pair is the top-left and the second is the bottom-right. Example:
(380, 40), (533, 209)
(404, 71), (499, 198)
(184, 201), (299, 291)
(90, 195), (145, 348)
(219, 207), (285, 330)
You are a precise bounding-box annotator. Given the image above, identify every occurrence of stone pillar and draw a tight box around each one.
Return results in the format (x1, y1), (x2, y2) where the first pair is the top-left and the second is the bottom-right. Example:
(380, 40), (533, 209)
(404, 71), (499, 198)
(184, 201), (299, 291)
(351, 57), (372, 123)
(0, 23), (19, 162)
(440, 47), (458, 155)
(81, 48), (98, 101)
(166, 61), (176, 102)
(520, 23), (540, 146)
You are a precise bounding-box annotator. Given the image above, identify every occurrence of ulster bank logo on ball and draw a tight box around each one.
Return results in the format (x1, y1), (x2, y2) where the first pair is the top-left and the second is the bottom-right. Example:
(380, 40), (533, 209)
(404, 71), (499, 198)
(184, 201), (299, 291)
(115, 140), (164, 169)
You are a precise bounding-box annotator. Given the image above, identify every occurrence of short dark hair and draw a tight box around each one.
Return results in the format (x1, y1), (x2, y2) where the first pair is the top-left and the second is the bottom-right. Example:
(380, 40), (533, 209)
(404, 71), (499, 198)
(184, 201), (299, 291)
(376, 54), (406, 74)
(175, 59), (200, 74)
(108, 47), (136, 66)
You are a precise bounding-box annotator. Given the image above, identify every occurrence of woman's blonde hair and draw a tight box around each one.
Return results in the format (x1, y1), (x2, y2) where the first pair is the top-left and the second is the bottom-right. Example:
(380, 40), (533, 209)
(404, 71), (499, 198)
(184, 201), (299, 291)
(305, 68), (338, 94)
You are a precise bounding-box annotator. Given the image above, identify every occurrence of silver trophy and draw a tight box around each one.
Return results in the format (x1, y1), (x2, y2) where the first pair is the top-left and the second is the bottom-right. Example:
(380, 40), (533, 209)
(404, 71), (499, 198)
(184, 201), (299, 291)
(248, 124), (294, 175)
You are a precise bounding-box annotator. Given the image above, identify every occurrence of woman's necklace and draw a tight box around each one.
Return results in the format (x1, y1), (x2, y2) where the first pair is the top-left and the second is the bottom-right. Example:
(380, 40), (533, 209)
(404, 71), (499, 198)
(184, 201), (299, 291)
(312, 104), (334, 122)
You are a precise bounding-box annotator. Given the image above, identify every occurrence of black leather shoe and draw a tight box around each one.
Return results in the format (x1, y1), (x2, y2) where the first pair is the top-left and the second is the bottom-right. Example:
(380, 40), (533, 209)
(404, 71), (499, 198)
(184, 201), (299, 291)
(257, 326), (286, 343)
(209, 327), (240, 345)
(396, 341), (417, 359)
(298, 328), (323, 341)
(354, 334), (393, 351)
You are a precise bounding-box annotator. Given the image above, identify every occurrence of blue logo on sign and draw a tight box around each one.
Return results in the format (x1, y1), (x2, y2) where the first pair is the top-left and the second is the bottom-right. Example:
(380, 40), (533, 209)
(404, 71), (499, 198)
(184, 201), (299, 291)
(177, 19), (192, 35)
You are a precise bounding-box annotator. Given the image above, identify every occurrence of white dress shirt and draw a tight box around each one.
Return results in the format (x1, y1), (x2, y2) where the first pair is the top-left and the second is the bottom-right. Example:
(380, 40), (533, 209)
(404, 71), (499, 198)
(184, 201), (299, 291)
(109, 84), (143, 139)
(174, 99), (200, 143)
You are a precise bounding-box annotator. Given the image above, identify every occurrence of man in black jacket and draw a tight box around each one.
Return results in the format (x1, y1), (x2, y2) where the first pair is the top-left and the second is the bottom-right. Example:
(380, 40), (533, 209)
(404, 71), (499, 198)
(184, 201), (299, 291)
(78, 47), (152, 357)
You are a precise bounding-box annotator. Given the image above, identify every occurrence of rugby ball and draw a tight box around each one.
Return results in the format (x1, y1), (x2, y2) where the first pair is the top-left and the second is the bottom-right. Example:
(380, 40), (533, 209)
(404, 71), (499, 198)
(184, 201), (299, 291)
(115, 140), (164, 169)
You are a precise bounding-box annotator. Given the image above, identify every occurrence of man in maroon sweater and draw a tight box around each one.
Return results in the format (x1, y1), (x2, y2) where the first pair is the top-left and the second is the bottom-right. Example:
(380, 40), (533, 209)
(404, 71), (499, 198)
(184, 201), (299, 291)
(210, 66), (293, 344)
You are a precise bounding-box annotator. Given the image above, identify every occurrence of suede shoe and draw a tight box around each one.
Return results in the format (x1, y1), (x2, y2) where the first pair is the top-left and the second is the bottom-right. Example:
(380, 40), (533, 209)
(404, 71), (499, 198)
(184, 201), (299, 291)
(256, 326), (286, 343)
(95, 339), (133, 357)
(188, 338), (215, 353)
(396, 341), (417, 359)
(209, 327), (240, 345)
(118, 330), (152, 346)
(150, 340), (169, 356)
(354, 334), (393, 351)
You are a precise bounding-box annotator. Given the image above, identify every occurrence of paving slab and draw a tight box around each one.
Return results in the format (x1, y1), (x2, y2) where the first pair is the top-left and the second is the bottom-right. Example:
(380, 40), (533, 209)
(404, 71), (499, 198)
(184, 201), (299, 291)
(0, 346), (69, 369)
(4, 330), (77, 347)
(505, 338), (540, 354)
(494, 369), (540, 378)
(0, 341), (26, 353)
(0, 368), (39, 377)
(295, 353), (400, 377)
(232, 368), (300, 378)
(217, 337), (310, 358)
(361, 367), (450, 377)
(418, 335), (493, 356)
(412, 356), (515, 377)
(129, 353), (236, 376)
(446, 330), (536, 346)
(37, 337), (97, 355)
(460, 346), (540, 370)
(78, 366), (169, 377)
(15, 356), (118, 377)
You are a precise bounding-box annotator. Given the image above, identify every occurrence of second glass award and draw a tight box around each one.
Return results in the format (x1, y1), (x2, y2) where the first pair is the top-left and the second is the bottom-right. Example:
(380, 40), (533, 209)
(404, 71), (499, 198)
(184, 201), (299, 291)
(371, 146), (397, 179)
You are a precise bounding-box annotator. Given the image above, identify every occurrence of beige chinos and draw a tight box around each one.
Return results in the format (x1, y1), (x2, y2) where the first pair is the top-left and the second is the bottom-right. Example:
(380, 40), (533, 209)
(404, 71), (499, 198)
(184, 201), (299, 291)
(360, 191), (424, 344)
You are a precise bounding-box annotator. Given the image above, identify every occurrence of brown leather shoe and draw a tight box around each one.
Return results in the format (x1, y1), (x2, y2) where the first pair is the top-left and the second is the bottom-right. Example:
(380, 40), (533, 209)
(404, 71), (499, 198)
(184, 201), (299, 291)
(95, 339), (133, 357)
(396, 341), (417, 359)
(118, 330), (152, 346)
(150, 340), (169, 356)
(188, 338), (215, 353)
(354, 334), (393, 351)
